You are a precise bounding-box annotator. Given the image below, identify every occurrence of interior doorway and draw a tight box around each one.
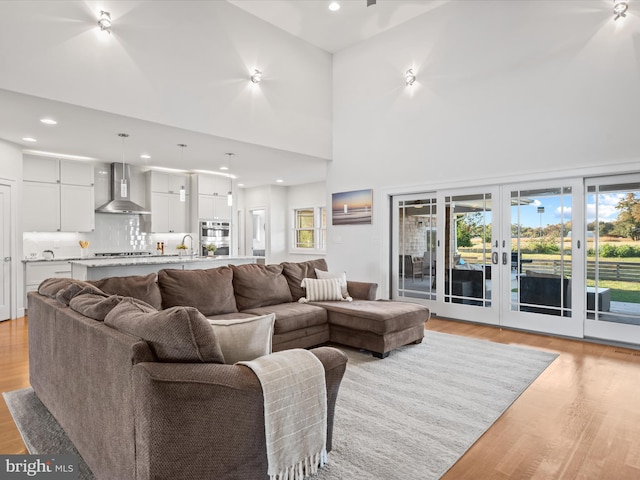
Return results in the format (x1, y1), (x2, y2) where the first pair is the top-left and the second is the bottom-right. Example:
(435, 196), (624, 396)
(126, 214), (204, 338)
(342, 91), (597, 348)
(0, 184), (11, 321)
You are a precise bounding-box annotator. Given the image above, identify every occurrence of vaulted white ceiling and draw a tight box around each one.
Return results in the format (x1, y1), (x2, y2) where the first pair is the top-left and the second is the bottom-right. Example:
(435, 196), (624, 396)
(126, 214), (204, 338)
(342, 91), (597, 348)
(0, 0), (435, 187)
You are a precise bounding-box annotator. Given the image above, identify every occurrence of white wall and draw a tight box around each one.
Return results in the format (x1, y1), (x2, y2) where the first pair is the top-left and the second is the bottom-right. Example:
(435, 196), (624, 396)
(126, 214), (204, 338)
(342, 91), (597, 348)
(329, 1), (640, 290)
(0, 1), (332, 160)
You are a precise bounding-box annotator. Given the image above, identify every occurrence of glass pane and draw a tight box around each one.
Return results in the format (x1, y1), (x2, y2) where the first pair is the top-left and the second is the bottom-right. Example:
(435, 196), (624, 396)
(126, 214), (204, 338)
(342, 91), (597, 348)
(511, 187), (572, 316)
(296, 209), (314, 228)
(586, 182), (640, 322)
(296, 230), (314, 248)
(397, 197), (437, 300)
(443, 193), (492, 307)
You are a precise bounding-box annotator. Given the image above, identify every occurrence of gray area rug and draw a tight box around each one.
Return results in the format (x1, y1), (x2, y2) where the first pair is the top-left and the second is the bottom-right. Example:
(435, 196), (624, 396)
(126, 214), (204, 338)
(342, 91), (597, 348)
(3, 331), (558, 480)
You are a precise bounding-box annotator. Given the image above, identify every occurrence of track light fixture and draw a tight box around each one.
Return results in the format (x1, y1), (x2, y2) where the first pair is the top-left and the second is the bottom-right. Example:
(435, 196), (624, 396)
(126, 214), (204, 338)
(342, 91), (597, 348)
(251, 69), (263, 84)
(405, 69), (416, 86)
(98, 10), (112, 33)
(614, 0), (629, 20)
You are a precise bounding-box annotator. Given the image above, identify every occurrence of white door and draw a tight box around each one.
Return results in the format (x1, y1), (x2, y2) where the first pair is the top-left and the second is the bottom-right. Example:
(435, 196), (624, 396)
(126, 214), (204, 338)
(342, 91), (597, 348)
(392, 187), (501, 326)
(500, 179), (585, 338)
(584, 174), (640, 344)
(0, 184), (11, 321)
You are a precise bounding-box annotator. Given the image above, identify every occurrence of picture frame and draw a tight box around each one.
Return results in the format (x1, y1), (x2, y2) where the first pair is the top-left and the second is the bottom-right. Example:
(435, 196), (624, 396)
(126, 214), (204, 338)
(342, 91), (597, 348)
(332, 189), (373, 225)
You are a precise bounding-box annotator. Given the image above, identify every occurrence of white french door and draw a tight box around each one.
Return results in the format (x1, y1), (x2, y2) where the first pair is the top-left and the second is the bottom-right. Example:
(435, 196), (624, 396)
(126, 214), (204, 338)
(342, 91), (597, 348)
(392, 179), (586, 338)
(500, 179), (584, 338)
(584, 174), (640, 345)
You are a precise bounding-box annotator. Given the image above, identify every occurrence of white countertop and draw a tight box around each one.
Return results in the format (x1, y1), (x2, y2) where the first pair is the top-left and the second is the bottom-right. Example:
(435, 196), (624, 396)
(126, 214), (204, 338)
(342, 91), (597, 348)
(68, 255), (257, 268)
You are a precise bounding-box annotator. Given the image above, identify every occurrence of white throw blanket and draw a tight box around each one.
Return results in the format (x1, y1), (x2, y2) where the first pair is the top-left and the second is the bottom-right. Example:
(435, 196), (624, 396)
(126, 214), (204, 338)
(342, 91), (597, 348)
(238, 349), (328, 480)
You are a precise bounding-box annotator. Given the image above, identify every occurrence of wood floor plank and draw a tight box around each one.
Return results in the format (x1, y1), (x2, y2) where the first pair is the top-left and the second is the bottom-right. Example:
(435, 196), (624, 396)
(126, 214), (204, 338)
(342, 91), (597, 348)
(1, 315), (639, 479)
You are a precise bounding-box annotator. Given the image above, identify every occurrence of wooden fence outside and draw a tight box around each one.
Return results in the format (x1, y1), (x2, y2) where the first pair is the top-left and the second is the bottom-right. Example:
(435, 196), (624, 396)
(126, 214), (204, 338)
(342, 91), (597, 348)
(524, 259), (640, 282)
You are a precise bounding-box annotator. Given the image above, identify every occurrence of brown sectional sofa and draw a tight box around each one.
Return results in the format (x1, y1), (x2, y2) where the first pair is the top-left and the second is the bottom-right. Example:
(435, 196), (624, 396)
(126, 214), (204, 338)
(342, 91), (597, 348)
(28, 259), (429, 479)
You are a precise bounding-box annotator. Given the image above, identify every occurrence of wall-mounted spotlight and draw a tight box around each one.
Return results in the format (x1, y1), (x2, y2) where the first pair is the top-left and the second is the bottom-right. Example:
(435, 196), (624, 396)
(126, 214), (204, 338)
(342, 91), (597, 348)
(405, 69), (416, 86)
(98, 10), (112, 33)
(251, 69), (263, 84)
(613, 0), (628, 20)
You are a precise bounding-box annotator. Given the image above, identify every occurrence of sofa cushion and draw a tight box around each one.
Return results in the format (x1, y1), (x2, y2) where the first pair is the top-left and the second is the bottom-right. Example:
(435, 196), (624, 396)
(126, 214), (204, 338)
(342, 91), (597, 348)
(89, 273), (163, 310)
(242, 303), (328, 335)
(38, 278), (94, 298)
(55, 283), (108, 306)
(231, 263), (292, 311)
(281, 258), (328, 301)
(69, 294), (124, 321)
(104, 298), (225, 364)
(208, 314), (275, 364)
(157, 267), (238, 316)
(313, 299), (430, 335)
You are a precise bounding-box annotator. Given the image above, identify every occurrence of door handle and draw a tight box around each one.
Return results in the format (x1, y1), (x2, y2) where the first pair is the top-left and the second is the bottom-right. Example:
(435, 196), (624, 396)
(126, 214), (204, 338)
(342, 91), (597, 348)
(502, 252), (508, 265)
(3, 257), (10, 262)
(492, 252), (498, 264)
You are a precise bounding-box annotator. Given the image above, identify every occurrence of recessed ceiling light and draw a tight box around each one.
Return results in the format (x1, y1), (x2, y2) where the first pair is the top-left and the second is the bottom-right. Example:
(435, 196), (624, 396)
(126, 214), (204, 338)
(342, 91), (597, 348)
(220, 166), (229, 171)
(329, 2), (341, 11)
(140, 154), (151, 159)
(238, 183), (245, 187)
(22, 137), (37, 142)
(40, 118), (57, 125)
(276, 179), (284, 183)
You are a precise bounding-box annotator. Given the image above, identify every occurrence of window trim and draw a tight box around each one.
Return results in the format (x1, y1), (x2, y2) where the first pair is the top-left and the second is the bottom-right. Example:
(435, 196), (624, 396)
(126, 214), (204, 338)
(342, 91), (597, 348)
(291, 206), (326, 254)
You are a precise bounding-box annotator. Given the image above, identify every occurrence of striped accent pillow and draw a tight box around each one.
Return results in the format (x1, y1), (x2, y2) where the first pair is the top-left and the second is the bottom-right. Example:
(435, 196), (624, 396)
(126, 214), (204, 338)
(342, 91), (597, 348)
(299, 277), (344, 302)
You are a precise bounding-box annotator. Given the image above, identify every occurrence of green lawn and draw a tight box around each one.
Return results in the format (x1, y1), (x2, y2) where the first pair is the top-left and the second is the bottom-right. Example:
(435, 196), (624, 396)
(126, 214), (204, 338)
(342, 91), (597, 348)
(586, 279), (640, 303)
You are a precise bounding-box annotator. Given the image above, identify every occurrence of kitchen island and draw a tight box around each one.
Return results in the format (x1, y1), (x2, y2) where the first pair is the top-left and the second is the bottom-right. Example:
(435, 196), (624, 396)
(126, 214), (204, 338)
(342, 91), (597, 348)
(69, 255), (260, 281)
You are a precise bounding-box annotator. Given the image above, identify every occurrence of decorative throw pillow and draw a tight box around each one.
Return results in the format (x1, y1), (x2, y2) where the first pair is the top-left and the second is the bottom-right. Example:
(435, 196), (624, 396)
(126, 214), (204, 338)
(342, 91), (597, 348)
(208, 314), (275, 364)
(38, 278), (94, 299)
(315, 269), (350, 298)
(55, 283), (108, 306)
(299, 277), (351, 303)
(104, 298), (225, 364)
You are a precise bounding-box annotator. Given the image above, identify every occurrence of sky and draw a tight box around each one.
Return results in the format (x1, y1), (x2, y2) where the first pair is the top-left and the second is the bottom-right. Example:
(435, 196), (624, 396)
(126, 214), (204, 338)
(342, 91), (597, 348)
(513, 192), (627, 227)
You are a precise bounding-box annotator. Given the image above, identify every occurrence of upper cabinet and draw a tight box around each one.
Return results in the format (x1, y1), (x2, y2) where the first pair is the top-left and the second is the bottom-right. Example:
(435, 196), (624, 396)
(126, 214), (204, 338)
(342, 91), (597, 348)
(22, 157), (95, 232)
(193, 174), (232, 221)
(147, 170), (190, 233)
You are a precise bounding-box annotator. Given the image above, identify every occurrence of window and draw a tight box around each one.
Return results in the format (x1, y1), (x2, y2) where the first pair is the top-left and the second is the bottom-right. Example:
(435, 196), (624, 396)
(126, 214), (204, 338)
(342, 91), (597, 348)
(293, 207), (326, 251)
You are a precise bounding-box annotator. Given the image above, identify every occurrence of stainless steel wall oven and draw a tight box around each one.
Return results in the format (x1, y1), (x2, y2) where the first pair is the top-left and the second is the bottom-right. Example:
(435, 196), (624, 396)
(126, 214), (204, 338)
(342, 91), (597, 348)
(199, 220), (230, 255)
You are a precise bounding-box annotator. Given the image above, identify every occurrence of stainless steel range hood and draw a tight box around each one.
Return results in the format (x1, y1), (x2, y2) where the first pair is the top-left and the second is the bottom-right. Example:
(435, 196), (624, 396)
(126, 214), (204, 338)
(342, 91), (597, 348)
(95, 163), (151, 214)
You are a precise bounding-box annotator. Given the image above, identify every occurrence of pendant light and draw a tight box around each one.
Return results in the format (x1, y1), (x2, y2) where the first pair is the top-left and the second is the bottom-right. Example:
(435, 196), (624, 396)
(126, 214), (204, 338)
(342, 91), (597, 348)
(118, 133), (129, 198)
(225, 153), (234, 206)
(178, 144), (187, 202)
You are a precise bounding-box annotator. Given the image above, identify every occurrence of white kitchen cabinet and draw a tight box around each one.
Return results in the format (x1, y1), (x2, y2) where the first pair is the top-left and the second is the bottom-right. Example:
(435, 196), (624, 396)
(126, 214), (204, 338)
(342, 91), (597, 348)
(194, 174), (232, 221)
(60, 184), (95, 231)
(60, 160), (94, 186)
(149, 171), (190, 194)
(24, 260), (72, 306)
(23, 157), (60, 183)
(149, 192), (188, 233)
(23, 157), (95, 232)
(147, 171), (190, 232)
(197, 194), (230, 221)
(23, 182), (60, 231)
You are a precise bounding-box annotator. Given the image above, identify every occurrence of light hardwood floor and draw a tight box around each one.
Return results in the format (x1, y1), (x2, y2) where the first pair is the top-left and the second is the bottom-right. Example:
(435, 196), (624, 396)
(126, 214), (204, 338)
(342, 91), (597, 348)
(1, 316), (639, 478)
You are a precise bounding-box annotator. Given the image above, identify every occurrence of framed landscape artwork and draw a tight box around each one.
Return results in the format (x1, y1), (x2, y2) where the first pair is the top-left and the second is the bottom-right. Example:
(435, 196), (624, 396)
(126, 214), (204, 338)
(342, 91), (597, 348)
(332, 189), (373, 225)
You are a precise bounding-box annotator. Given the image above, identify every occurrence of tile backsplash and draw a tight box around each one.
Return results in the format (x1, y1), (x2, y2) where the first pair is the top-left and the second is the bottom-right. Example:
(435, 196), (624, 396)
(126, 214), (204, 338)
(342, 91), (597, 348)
(23, 214), (193, 259)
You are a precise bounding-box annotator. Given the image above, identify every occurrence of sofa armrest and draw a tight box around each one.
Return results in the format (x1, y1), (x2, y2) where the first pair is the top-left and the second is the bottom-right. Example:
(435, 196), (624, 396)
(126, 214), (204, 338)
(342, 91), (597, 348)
(347, 280), (378, 300)
(131, 347), (347, 480)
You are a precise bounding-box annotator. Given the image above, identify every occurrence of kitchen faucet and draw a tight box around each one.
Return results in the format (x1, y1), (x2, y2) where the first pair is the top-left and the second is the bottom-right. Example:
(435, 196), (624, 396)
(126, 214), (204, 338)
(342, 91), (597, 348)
(181, 234), (194, 256)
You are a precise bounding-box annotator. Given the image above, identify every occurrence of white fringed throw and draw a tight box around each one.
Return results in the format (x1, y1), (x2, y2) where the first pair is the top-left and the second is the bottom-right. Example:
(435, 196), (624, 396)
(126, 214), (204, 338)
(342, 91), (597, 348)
(238, 349), (328, 480)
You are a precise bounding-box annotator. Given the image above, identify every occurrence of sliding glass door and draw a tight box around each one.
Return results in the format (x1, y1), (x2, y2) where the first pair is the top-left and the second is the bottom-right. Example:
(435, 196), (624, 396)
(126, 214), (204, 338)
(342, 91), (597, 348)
(584, 175), (640, 344)
(392, 194), (437, 303)
(501, 180), (584, 338)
